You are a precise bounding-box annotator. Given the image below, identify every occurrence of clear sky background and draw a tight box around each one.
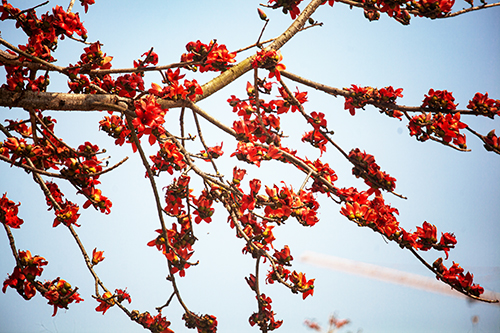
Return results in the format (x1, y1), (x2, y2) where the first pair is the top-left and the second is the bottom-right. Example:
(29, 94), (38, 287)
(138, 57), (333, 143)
(0, 0), (499, 332)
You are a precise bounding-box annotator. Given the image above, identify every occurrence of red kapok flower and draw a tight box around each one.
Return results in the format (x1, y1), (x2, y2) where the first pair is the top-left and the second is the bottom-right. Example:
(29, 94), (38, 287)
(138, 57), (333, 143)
(95, 291), (114, 315)
(0, 193), (24, 228)
(422, 89), (457, 110)
(92, 248), (105, 265)
(80, 0), (95, 13)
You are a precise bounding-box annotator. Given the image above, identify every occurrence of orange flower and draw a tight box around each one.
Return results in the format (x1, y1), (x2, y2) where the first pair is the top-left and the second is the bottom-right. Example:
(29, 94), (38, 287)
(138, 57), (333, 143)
(0, 193), (24, 229)
(95, 291), (115, 315)
(92, 248), (105, 265)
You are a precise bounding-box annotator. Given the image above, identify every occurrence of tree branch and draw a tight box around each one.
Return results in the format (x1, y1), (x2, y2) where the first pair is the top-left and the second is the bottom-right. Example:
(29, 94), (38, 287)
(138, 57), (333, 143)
(194, 0), (324, 102)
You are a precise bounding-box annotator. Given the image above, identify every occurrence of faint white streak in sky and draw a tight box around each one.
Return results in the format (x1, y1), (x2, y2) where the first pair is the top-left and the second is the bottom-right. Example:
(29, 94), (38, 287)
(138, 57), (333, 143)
(300, 251), (500, 305)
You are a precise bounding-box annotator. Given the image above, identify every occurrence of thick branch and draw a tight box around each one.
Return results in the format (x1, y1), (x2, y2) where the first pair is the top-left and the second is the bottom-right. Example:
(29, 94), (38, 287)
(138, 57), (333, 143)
(0, 88), (190, 114)
(195, 0), (324, 102)
(0, 89), (132, 113)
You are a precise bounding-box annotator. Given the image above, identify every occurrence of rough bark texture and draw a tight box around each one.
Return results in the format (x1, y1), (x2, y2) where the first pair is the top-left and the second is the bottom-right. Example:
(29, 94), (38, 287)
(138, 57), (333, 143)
(0, 88), (187, 114)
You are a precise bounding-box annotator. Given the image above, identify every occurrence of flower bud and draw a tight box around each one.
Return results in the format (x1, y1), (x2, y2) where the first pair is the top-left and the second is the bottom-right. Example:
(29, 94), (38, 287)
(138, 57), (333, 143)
(257, 8), (268, 21)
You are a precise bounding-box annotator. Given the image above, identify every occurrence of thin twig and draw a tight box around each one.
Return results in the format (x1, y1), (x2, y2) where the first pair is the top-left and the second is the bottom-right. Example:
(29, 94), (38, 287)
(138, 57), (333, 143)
(444, 2), (500, 18)
(3, 1), (49, 20)
(408, 247), (498, 303)
(3, 223), (20, 266)
(124, 115), (167, 235)
(280, 70), (487, 116)
(191, 110), (223, 180)
(156, 291), (176, 312)
(299, 170), (313, 193)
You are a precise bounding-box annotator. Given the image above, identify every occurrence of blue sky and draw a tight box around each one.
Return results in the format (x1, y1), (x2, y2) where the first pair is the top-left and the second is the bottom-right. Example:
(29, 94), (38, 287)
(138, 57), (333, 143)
(1, 0), (499, 332)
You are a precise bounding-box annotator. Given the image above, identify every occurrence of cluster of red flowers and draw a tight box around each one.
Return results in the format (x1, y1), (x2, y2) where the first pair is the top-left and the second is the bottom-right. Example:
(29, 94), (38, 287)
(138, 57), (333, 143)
(232, 111), (281, 144)
(95, 289), (131, 315)
(68, 49), (154, 97)
(42, 277), (84, 316)
(132, 95), (168, 145)
(265, 247), (293, 286)
(0, 53), (49, 92)
(99, 115), (131, 146)
(115, 73), (144, 98)
(231, 142), (283, 167)
(422, 88), (457, 111)
(134, 311), (174, 333)
(149, 68), (203, 102)
(51, 189), (81, 227)
(467, 92), (500, 118)
(305, 158), (338, 196)
(180, 40), (236, 72)
(2, 250), (47, 300)
(67, 41), (113, 93)
(164, 175), (191, 215)
(224, 175), (319, 281)
(192, 190), (215, 224)
(248, 293), (283, 331)
(71, 142), (112, 215)
(408, 111), (467, 148)
(267, 0), (454, 23)
(302, 129), (329, 155)
(247, 249), (312, 327)
(348, 148), (397, 195)
(252, 50), (286, 81)
(150, 139), (187, 175)
(343, 84), (403, 117)
(246, 274), (284, 330)
(148, 225), (195, 277)
(223, 81), (329, 308)
(483, 129), (500, 153)
(148, 176), (217, 278)
(0, 3), (87, 59)
(183, 312), (218, 333)
(133, 50), (159, 68)
(2, 250), (83, 316)
(238, 177), (320, 230)
(0, 2), (89, 91)
(263, 182), (320, 226)
(337, 183), (485, 294)
(148, 176), (198, 276)
(433, 259), (484, 297)
(64, 42), (204, 102)
(396, 221), (457, 258)
(1, 114), (111, 221)
(0, 193), (24, 228)
(274, 86), (308, 114)
(340, 188), (400, 237)
(199, 143), (224, 161)
(229, 82), (310, 164)
(1, 130), (58, 170)
(411, 0), (455, 19)
(230, 88), (281, 141)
